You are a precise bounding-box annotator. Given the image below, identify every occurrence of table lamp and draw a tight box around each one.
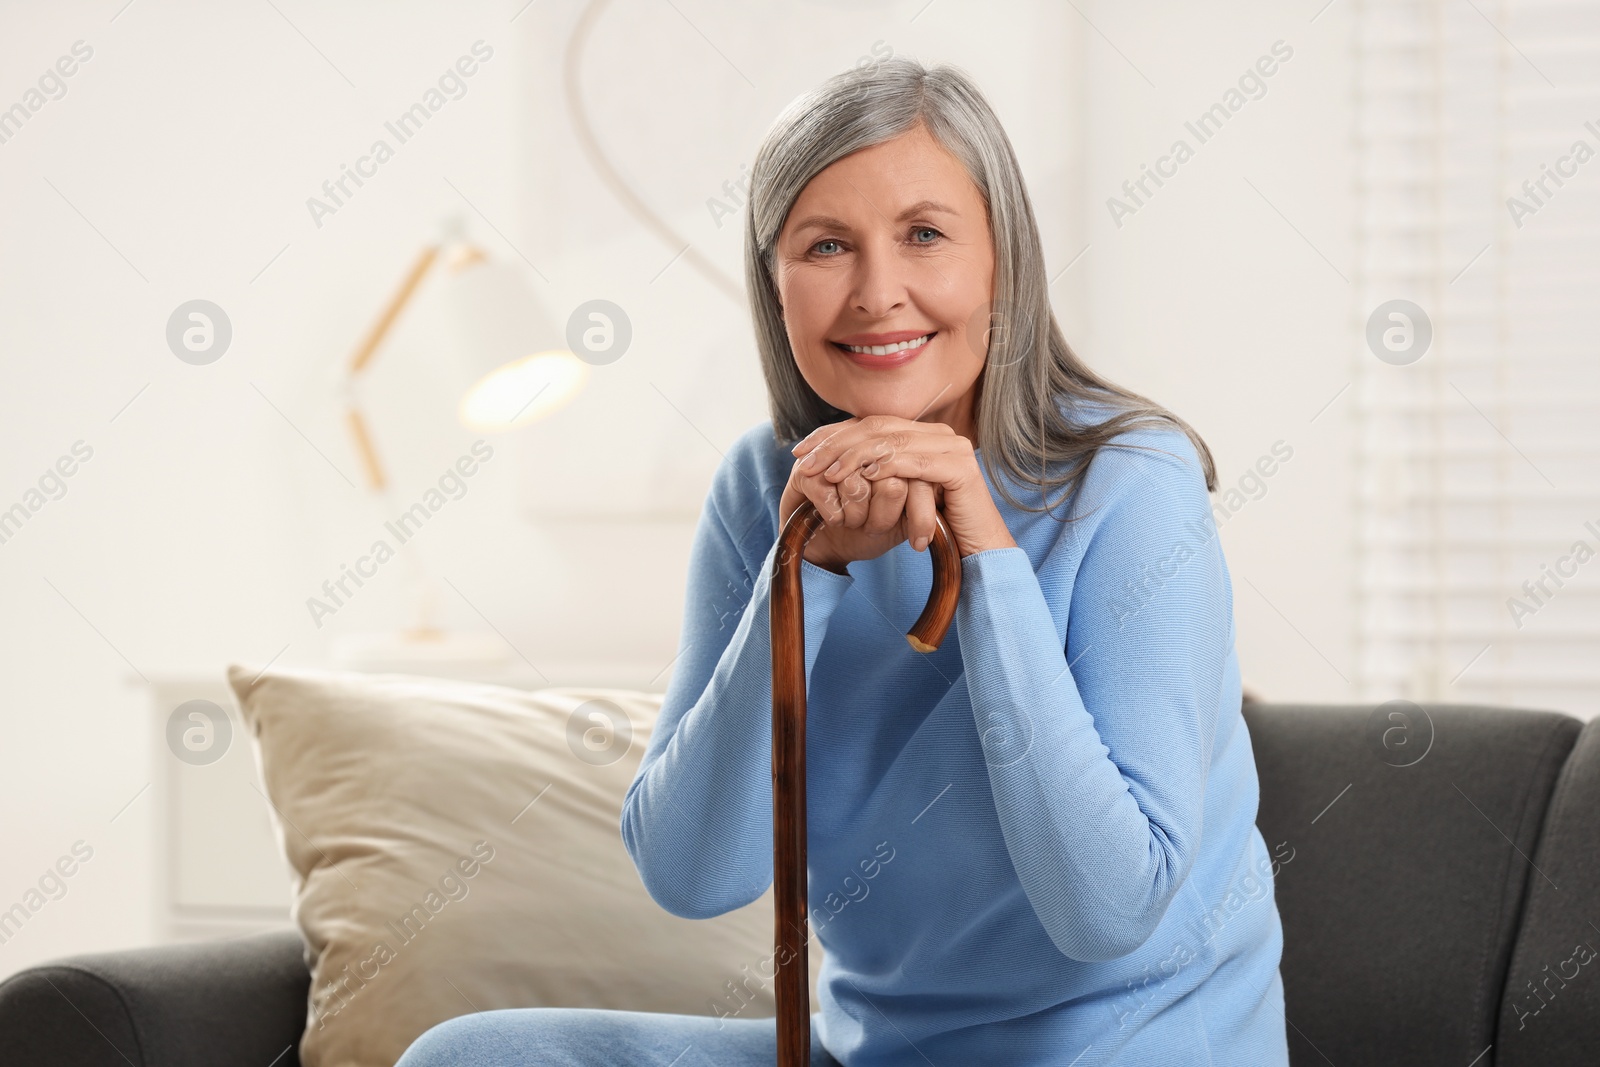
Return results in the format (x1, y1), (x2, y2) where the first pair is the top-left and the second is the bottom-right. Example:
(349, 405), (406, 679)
(330, 221), (584, 667)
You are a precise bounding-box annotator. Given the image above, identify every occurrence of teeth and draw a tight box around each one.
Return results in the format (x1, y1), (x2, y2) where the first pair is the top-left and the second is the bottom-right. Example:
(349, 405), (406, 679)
(840, 333), (934, 356)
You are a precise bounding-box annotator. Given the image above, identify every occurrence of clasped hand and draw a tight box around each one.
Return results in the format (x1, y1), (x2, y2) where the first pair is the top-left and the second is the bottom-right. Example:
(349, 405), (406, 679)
(778, 414), (1017, 574)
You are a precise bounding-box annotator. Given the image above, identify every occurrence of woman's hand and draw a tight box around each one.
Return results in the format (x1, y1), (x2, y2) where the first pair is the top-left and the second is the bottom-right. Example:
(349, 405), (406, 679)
(780, 414), (1017, 571)
(779, 444), (924, 574)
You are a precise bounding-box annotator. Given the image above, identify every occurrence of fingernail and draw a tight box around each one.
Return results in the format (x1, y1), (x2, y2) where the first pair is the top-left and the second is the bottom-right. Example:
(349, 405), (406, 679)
(800, 451), (820, 469)
(824, 459), (841, 476)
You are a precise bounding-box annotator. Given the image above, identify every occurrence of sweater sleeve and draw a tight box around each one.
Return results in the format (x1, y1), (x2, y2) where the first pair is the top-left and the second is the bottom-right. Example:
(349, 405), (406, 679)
(620, 476), (855, 920)
(955, 439), (1229, 962)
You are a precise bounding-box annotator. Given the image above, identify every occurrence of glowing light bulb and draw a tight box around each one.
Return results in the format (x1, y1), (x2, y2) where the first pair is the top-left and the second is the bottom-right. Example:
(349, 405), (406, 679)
(458, 350), (589, 431)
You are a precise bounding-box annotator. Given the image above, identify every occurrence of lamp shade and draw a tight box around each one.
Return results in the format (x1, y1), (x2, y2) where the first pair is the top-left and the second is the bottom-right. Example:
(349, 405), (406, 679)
(432, 257), (586, 432)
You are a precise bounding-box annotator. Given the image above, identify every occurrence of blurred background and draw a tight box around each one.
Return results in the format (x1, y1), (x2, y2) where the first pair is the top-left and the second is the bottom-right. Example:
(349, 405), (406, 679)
(1, 0), (1595, 980)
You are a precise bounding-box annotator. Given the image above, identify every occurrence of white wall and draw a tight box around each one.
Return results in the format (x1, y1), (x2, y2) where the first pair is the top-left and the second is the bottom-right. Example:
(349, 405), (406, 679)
(0, 0), (1351, 978)
(0, 0), (539, 976)
(1074, 1), (1356, 705)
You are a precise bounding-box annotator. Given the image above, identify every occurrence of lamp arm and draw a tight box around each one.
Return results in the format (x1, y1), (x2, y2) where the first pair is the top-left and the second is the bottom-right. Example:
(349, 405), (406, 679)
(348, 245), (441, 375)
(340, 244), (444, 491)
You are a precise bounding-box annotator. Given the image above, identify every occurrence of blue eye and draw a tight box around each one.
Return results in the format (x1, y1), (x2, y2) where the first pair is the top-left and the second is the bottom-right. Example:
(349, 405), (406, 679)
(913, 227), (942, 243)
(814, 239), (842, 255)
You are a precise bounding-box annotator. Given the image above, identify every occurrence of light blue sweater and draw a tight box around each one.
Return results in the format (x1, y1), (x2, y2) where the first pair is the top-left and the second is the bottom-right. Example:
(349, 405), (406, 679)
(621, 400), (1290, 1066)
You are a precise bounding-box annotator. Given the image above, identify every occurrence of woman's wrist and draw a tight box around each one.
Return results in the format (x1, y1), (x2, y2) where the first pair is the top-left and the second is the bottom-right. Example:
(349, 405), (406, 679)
(960, 526), (1019, 558)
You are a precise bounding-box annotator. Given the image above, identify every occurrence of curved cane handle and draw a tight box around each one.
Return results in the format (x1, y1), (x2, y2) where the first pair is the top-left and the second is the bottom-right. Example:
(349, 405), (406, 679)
(769, 498), (961, 1067)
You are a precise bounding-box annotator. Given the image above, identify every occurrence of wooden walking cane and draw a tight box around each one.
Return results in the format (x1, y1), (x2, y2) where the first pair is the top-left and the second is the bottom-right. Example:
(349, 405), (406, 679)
(770, 498), (962, 1067)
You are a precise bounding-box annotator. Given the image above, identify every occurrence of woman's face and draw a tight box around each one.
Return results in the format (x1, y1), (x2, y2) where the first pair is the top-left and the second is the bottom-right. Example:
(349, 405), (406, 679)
(773, 120), (996, 443)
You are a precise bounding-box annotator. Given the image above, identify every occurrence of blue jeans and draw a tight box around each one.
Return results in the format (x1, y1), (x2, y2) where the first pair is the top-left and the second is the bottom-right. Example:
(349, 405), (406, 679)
(395, 1008), (843, 1066)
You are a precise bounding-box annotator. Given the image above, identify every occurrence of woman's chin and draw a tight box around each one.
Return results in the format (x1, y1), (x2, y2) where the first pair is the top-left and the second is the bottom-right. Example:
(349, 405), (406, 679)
(820, 394), (928, 423)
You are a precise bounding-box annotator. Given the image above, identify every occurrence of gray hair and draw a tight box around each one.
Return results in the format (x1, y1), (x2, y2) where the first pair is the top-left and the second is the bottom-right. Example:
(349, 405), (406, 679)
(742, 56), (1217, 516)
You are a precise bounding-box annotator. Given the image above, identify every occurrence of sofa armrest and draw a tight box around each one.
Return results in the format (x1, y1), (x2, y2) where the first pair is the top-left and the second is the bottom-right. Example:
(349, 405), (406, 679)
(0, 928), (309, 1067)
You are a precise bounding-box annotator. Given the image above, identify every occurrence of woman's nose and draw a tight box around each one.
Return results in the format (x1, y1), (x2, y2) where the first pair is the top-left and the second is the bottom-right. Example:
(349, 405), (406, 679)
(849, 242), (909, 318)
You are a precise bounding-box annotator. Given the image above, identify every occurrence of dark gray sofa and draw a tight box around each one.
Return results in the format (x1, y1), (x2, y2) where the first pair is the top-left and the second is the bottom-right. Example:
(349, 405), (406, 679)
(3, 702), (1597, 1066)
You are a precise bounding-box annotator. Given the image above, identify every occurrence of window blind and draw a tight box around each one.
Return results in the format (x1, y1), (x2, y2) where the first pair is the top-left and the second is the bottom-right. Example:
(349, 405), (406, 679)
(1354, 0), (1600, 719)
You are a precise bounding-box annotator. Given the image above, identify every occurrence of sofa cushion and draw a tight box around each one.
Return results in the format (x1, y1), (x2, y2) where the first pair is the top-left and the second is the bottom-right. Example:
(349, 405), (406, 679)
(1242, 702), (1580, 1067)
(1497, 715), (1600, 1065)
(226, 664), (820, 1067)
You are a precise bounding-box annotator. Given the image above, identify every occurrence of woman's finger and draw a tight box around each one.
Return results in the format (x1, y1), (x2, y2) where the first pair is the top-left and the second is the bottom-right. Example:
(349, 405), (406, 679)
(905, 478), (937, 551)
(864, 474), (909, 535)
(814, 426), (933, 482)
(794, 414), (943, 479)
(793, 465), (844, 524)
(858, 437), (972, 491)
(822, 468), (867, 526)
(791, 419), (863, 470)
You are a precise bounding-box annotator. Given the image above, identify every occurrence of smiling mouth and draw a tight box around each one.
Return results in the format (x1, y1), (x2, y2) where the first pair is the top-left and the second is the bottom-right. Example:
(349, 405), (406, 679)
(830, 332), (937, 356)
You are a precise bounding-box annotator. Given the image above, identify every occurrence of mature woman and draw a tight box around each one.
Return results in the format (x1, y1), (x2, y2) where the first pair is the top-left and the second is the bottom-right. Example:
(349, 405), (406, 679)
(398, 57), (1289, 1066)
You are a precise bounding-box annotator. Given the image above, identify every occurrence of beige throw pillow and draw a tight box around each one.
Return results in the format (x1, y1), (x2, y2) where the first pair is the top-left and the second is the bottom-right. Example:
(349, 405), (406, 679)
(226, 663), (820, 1067)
